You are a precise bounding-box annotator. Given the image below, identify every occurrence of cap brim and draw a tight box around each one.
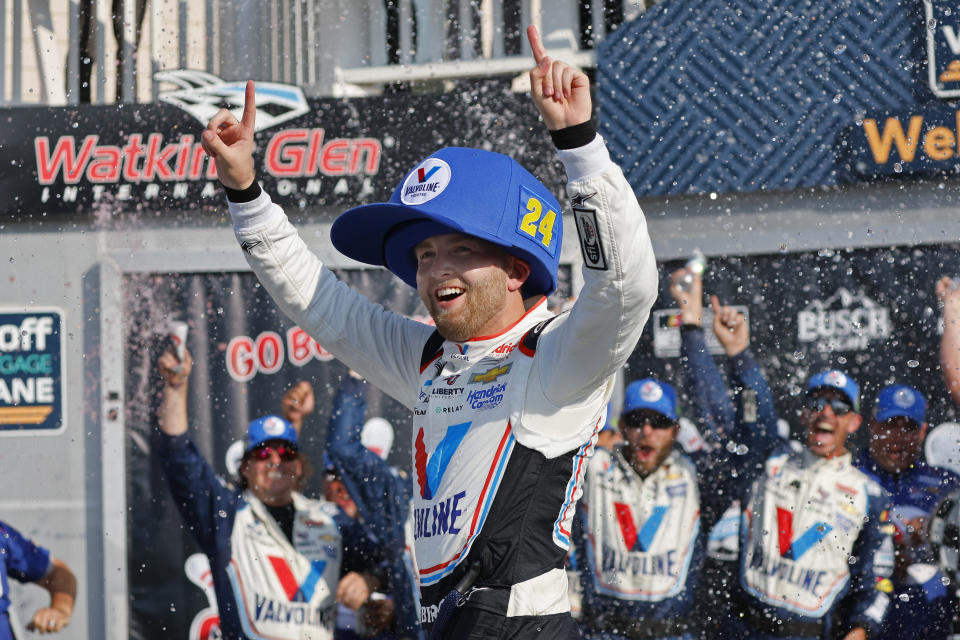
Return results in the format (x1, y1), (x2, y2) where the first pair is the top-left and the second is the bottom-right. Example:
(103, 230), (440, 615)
(330, 202), (436, 266)
(332, 202), (554, 295)
(875, 409), (922, 424)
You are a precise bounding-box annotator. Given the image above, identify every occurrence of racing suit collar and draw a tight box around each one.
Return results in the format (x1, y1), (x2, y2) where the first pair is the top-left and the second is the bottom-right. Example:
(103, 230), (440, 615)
(244, 490), (311, 552)
(441, 298), (552, 364)
(459, 296), (548, 343)
(801, 447), (852, 470)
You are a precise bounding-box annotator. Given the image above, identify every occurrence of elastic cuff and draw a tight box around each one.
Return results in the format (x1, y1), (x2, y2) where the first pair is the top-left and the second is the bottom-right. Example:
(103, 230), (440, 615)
(225, 181), (262, 203)
(555, 134), (610, 182)
(549, 121), (598, 150)
(680, 323), (703, 332)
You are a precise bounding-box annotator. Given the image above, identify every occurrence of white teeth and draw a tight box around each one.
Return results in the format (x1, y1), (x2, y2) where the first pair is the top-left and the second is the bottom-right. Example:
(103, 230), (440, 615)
(437, 287), (464, 298)
(816, 422), (835, 433)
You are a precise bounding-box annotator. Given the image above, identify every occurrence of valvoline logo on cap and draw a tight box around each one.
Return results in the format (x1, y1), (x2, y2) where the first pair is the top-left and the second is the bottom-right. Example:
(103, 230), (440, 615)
(401, 159), (451, 206)
(893, 388), (916, 408)
(262, 416), (288, 437)
(825, 371), (848, 388)
(640, 381), (664, 402)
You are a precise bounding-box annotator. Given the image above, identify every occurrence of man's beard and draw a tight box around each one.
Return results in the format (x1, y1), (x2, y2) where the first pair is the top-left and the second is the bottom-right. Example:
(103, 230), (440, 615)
(422, 270), (508, 342)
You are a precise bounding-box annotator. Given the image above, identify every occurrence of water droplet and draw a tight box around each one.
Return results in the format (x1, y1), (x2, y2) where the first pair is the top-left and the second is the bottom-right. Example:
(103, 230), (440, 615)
(899, 592), (910, 602)
(834, 44), (847, 54)
(893, 163), (903, 173)
(928, 18), (938, 31)
(848, 555), (857, 565)
(907, 360), (919, 368)
(832, 94), (842, 104)
(218, 509), (228, 518)
(736, 444), (749, 455)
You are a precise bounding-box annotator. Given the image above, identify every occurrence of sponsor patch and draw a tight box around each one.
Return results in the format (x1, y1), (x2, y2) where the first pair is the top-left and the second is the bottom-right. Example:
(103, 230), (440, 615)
(665, 484), (688, 498)
(571, 192), (607, 270)
(400, 159), (451, 205)
(469, 363), (512, 385)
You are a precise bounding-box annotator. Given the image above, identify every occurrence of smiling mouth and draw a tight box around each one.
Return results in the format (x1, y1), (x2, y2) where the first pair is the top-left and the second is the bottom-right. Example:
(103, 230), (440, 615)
(636, 445), (655, 459)
(814, 421), (835, 434)
(435, 286), (465, 303)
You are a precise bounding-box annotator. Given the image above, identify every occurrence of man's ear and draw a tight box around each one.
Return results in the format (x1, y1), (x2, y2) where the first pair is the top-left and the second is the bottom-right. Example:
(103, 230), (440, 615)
(846, 413), (864, 434)
(506, 257), (531, 293)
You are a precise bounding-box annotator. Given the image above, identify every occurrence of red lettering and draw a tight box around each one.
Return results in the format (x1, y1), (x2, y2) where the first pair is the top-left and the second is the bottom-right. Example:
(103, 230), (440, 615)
(306, 129), (325, 175)
(189, 145), (207, 180)
(349, 139), (381, 174)
(34, 135), (98, 184)
(227, 336), (256, 382)
(142, 133), (178, 181)
(174, 135), (193, 179)
(266, 129), (309, 176)
(286, 327), (313, 366)
(321, 139), (350, 175)
(256, 332), (284, 374)
(86, 146), (122, 182)
(122, 134), (145, 181)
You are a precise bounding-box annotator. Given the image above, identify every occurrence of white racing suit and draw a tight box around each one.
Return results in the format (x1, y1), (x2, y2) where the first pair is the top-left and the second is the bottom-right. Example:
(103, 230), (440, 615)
(735, 447), (894, 639)
(226, 134), (658, 638)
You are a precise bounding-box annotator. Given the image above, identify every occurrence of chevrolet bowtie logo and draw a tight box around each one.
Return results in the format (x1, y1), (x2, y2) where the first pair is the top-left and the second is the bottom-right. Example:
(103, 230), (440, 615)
(470, 363), (512, 384)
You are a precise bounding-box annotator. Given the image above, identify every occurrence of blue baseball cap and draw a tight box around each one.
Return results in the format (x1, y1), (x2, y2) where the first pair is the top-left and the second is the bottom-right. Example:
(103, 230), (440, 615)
(245, 415), (298, 454)
(330, 147), (562, 298)
(807, 370), (860, 412)
(875, 384), (926, 425)
(623, 379), (678, 422)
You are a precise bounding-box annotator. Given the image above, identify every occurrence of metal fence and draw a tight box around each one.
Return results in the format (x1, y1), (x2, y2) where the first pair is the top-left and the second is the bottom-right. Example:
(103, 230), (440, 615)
(4, 0), (660, 105)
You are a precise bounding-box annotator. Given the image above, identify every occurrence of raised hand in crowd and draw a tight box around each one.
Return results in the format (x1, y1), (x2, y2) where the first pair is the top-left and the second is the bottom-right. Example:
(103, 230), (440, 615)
(668, 267), (704, 326)
(710, 295), (748, 357)
(937, 276), (960, 406)
(157, 345), (194, 436)
(281, 380), (315, 436)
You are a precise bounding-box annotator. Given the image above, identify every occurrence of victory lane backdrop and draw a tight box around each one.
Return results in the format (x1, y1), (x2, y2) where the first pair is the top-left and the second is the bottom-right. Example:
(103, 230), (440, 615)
(123, 265), (572, 640)
(629, 243), (960, 451)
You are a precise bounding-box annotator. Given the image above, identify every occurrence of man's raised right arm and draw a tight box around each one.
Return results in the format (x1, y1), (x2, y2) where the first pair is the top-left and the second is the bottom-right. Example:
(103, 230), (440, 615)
(200, 82), (431, 406)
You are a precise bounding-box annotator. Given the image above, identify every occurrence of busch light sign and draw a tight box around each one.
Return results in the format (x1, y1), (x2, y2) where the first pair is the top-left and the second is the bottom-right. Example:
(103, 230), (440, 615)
(926, 0), (960, 98)
(0, 310), (64, 433)
(796, 288), (891, 353)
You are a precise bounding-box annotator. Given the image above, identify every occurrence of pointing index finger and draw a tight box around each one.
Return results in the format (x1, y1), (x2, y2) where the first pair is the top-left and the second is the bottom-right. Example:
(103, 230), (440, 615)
(241, 80), (257, 130)
(527, 25), (547, 64)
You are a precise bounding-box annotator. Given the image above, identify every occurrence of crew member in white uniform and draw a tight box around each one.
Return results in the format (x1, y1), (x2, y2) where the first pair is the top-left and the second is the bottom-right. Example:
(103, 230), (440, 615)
(197, 26), (658, 639)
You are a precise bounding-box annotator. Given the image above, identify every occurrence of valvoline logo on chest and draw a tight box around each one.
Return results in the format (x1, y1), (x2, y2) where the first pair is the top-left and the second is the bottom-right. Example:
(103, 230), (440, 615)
(267, 556), (328, 602)
(415, 421), (472, 500)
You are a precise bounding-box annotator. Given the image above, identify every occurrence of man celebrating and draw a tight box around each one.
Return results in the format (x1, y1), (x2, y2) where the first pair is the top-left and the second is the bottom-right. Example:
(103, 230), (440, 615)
(730, 370), (894, 640)
(156, 347), (383, 640)
(575, 376), (733, 640)
(855, 384), (959, 640)
(198, 25), (657, 638)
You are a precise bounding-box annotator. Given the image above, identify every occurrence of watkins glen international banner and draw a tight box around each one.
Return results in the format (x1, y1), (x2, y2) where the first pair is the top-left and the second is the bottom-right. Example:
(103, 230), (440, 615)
(2, 74), (558, 218)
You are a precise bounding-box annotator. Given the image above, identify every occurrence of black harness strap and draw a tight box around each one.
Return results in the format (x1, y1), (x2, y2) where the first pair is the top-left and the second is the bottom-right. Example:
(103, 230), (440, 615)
(419, 329), (445, 374)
